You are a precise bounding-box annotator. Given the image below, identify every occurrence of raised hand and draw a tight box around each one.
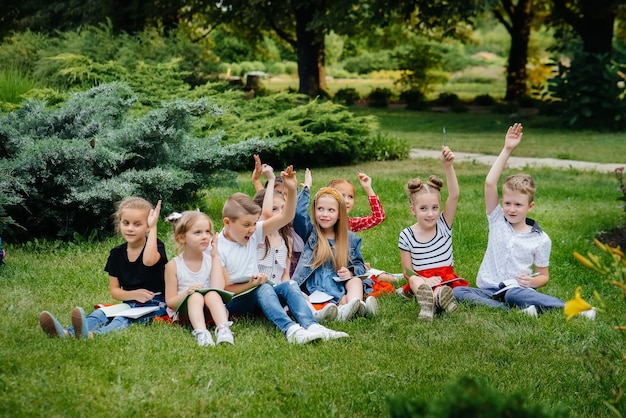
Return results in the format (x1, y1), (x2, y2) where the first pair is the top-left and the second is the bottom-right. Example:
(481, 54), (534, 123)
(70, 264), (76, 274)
(504, 123), (523, 151)
(148, 200), (162, 229)
(280, 165), (297, 191)
(441, 146), (455, 167)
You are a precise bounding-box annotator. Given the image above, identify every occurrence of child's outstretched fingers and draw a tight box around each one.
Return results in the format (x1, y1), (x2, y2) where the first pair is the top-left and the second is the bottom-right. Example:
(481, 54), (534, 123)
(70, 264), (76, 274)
(148, 200), (162, 228)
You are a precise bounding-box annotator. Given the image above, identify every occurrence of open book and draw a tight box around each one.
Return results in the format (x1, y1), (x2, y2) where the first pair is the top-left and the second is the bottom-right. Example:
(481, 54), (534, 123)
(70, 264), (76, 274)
(308, 290), (334, 304)
(97, 303), (160, 319)
(176, 288), (234, 313)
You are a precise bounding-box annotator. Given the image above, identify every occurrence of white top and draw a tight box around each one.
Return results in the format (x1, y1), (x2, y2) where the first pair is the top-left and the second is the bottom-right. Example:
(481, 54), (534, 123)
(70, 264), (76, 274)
(476, 205), (551, 289)
(398, 213), (454, 271)
(257, 239), (289, 285)
(166, 253), (212, 319)
(217, 221), (264, 280)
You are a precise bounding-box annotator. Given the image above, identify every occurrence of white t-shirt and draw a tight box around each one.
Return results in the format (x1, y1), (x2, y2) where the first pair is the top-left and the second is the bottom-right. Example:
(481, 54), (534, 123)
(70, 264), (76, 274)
(166, 252), (212, 319)
(476, 205), (551, 289)
(217, 221), (264, 280)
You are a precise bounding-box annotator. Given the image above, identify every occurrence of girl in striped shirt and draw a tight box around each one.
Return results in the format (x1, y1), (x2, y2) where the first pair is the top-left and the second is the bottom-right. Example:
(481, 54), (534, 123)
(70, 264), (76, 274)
(398, 146), (468, 321)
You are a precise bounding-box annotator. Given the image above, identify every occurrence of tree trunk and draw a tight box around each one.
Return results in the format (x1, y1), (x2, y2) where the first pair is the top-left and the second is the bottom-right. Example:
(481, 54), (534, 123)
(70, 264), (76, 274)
(294, 6), (328, 98)
(504, 0), (533, 101)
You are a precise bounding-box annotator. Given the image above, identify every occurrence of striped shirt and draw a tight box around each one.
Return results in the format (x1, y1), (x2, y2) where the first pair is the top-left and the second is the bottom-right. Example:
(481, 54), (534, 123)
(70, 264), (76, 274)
(398, 214), (454, 271)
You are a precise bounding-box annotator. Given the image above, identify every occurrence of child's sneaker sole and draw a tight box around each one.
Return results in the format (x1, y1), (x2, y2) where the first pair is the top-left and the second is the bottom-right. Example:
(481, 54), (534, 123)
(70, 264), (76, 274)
(436, 286), (458, 314)
(415, 284), (434, 321)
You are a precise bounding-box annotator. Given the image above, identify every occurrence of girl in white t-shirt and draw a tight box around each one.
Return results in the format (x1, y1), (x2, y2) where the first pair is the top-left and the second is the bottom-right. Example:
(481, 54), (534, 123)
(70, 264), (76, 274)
(164, 211), (233, 347)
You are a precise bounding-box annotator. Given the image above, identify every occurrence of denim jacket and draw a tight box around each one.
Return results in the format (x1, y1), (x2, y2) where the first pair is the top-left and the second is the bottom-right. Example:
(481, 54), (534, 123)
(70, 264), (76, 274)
(292, 186), (366, 288)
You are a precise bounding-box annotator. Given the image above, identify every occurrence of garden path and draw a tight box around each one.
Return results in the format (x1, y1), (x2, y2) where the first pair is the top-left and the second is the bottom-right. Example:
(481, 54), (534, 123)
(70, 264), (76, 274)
(410, 149), (624, 173)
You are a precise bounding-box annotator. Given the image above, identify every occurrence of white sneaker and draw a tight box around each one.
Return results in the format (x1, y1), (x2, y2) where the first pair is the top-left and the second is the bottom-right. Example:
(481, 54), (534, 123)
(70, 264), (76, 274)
(396, 287), (411, 299)
(192, 329), (215, 347)
(337, 298), (361, 322)
(286, 325), (323, 344)
(215, 322), (234, 345)
(313, 303), (338, 322)
(578, 307), (596, 320)
(307, 323), (349, 340)
(364, 296), (378, 318)
(358, 300), (366, 317)
(521, 305), (538, 318)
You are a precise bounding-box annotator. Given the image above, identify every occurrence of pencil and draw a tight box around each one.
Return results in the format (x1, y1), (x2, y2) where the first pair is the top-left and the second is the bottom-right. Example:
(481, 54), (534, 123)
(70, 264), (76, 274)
(443, 127), (446, 146)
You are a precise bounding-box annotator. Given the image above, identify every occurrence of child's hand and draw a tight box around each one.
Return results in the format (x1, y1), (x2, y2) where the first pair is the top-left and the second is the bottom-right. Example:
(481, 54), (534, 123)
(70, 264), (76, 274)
(516, 273), (532, 288)
(357, 171), (375, 196)
(504, 123), (523, 151)
(281, 165), (297, 191)
(261, 163), (275, 180)
(251, 274), (268, 286)
(441, 146), (455, 166)
(336, 266), (352, 279)
(148, 200), (162, 229)
(301, 168), (312, 189)
(252, 154), (262, 183)
(185, 284), (202, 295)
(208, 234), (219, 258)
(134, 289), (158, 303)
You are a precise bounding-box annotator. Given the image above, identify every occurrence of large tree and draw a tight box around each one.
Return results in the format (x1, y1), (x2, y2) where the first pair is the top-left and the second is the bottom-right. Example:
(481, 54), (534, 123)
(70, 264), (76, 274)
(185, 0), (372, 98)
(493, 0), (535, 101)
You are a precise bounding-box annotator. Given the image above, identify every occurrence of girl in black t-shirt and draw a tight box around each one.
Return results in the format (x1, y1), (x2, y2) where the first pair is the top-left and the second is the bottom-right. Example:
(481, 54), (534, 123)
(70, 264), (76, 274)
(39, 197), (168, 339)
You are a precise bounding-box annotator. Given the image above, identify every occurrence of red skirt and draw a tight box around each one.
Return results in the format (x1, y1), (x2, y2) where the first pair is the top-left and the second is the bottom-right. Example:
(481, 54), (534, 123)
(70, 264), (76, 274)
(402, 266), (469, 294)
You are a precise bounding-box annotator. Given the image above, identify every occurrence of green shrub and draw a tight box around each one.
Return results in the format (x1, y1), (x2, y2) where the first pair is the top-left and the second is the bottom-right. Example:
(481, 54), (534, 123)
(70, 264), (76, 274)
(239, 61), (266, 75)
(434, 92), (460, 106)
(547, 51), (626, 130)
(333, 87), (360, 105)
(266, 62), (286, 75)
(387, 375), (568, 417)
(284, 61), (298, 76)
(0, 82), (275, 241)
(343, 51), (398, 74)
(368, 87), (393, 108)
(400, 89), (429, 110)
(473, 94), (496, 106)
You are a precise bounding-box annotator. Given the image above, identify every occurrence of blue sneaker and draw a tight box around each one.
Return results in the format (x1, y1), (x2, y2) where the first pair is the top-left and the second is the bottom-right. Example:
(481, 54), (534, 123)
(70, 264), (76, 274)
(71, 307), (89, 339)
(39, 311), (66, 338)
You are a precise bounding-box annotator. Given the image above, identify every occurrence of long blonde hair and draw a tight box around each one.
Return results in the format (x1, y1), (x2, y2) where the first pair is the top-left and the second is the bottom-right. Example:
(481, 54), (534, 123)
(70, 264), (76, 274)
(309, 187), (350, 270)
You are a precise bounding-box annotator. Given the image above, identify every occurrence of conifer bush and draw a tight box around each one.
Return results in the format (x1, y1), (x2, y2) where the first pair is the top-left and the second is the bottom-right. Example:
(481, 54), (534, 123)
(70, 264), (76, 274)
(0, 83), (275, 241)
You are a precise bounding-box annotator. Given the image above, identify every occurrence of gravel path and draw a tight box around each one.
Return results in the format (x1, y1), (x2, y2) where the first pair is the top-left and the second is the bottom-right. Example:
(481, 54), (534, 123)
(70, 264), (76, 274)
(410, 149), (624, 173)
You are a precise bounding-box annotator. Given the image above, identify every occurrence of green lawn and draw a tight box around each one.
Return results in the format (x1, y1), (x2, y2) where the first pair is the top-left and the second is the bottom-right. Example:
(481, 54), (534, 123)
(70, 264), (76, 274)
(1, 115), (625, 416)
(353, 108), (626, 164)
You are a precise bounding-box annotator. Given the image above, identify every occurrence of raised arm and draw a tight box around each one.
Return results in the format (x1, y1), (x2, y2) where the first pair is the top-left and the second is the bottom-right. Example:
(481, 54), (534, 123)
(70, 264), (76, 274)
(259, 164), (276, 221)
(263, 166), (297, 235)
(251, 154), (264, 192)
(485, 123), (523, 214)
(142, 199), (162, 266)
(441, 146), (459, 226)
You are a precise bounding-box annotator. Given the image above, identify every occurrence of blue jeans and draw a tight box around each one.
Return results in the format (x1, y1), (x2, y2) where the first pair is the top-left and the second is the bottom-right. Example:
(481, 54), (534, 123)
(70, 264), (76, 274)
(453, 286), (565, 312)
(66, 298), (166, 336)
(226, 283), (298, 334)
(274, 280), (316, 329)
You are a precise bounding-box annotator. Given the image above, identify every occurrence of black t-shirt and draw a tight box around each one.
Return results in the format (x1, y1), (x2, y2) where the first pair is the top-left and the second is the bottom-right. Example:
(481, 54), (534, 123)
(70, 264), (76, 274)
(104, 239), (168, 294)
